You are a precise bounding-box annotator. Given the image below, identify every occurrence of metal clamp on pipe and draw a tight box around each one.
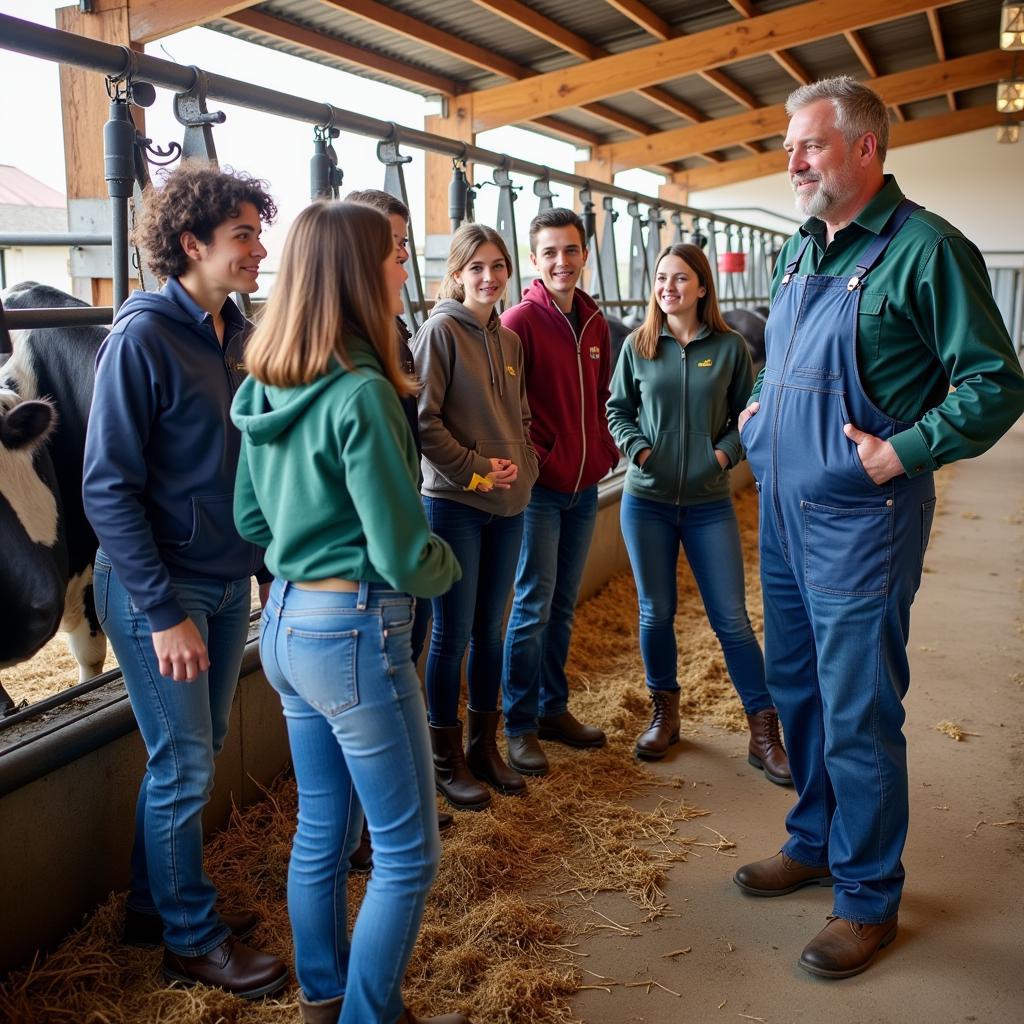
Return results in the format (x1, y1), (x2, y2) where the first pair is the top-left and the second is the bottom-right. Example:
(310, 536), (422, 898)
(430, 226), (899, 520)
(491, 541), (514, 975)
(173, 66), (225, 166)
(449, 157), (470, 231)
(311, 113), (343, 202)
(533, 174), (556, 213)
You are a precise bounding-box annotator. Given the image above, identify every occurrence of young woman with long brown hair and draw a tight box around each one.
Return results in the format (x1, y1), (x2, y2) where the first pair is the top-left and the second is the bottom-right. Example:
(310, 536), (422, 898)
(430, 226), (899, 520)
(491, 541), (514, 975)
(606, 243), (790, 784)
(231, 201), (466, 1024)
(411, 224), (539, 812)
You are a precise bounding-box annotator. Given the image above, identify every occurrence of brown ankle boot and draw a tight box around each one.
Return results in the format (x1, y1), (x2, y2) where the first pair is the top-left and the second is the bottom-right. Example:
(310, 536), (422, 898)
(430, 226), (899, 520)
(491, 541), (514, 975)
(430, 723), (491, 811)
(465, 708), (527, 796)
(746, 708), (792, 786)
(298, 991), (344, 1023)
(634, 689), (681, 760)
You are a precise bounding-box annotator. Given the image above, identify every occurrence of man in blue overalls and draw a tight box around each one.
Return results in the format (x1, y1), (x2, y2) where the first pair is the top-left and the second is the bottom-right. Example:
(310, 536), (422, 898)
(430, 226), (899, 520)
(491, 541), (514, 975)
(733, 77), (1024, 978)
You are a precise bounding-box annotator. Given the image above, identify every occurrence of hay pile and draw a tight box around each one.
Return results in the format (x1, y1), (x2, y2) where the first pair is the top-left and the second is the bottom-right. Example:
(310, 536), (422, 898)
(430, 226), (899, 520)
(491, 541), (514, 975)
(0, 491), (761, 1023)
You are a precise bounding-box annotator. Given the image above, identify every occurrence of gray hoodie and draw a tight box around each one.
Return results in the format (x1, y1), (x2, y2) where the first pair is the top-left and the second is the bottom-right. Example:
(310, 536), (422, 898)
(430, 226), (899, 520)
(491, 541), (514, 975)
(411, 299), (538, 515)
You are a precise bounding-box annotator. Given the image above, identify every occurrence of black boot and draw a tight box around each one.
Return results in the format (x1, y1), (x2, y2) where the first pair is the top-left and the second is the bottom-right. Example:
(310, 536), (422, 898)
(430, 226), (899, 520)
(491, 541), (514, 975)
(465, 708), (527, 796)
(634, 689), (681, 760)
(430, 723), (491, 810)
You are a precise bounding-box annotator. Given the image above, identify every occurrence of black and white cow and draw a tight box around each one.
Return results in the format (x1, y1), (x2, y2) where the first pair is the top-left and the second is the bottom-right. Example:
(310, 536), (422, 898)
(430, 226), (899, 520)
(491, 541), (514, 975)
(0, 282), (106, 714)
(723, 307), (767, 373)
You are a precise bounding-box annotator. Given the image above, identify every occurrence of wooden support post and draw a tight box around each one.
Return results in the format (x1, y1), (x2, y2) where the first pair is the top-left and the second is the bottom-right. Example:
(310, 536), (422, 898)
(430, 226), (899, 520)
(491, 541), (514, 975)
(56, 1), (141, 305)
(424, 96), (474, 298)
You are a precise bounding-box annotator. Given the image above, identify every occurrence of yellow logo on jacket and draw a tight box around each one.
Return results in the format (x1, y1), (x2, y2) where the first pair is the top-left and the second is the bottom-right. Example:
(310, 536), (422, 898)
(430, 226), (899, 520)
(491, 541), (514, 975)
(589, 345), (601, 360)
(697, 358), (712, 368)
(506, 365), (516, 376)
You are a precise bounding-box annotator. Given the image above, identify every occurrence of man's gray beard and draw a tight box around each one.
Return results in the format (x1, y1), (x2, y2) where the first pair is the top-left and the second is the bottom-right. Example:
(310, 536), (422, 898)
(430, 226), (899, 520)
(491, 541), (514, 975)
(793, 180), (836, 218)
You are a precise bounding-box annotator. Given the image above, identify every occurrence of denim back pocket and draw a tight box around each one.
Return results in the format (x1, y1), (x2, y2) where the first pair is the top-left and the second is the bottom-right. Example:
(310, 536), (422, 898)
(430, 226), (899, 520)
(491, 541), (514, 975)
(286, 626), (360, 716)
(802, 500), (892, 597)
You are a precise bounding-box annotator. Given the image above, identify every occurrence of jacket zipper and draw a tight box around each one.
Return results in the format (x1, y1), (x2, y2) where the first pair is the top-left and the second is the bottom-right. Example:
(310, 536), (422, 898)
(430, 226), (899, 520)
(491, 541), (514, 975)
(676, 344), (688, 505)
(558, 305), (600, 493)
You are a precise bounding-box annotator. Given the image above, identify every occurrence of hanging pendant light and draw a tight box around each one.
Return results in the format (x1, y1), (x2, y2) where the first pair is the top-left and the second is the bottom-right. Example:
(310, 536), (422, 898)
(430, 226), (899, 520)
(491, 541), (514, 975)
(1001, 2), (1024, 50)
(996, 123), (1021, 143)
(996, 77), (1024, 112)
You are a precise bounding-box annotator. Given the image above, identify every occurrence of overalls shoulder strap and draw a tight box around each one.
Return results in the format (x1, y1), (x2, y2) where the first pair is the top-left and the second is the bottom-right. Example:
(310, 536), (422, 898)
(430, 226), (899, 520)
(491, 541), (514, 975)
(780, 233), (815, 285)
(846, 198), (923, 292)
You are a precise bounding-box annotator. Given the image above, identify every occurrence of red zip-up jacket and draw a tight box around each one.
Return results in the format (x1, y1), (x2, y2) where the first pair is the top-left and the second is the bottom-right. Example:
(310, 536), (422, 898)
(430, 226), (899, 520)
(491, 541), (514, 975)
(501, 280), (620, 494)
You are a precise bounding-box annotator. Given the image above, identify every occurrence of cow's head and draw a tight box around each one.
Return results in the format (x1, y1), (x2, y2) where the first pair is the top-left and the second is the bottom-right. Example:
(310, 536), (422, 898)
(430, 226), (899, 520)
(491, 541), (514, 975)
(0, 396), (59, 547)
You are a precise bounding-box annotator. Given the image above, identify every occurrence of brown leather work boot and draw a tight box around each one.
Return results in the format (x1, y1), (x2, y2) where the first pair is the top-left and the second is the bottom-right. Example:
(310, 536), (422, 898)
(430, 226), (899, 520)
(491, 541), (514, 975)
(162, 935), (288, 998)
(430, 723), (491, 811)
(733, 851), (833, 896)
(506, 732), (550, 775)
(465, 708), (527, 796)
(397, 1005), (472, 1023)
(537, 711), (606, 748)
(798, 914), (898, 978)
(746, 707), (792, 786)
(298, 991), (344, 1023)
(634, 689), (681, 760)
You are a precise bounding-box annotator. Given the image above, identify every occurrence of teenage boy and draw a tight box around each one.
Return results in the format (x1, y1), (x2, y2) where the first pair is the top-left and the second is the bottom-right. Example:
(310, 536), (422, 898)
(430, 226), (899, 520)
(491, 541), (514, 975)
(344, 189), (455, 852)
(83, 166), (287, 997)
(500, 208), (620, 776)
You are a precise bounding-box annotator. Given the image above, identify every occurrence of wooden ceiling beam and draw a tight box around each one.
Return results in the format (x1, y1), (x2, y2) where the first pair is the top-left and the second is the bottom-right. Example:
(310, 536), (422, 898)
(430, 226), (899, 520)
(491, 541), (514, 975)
(227, 8), (592, 144)
(226, 8), (458, 95)
(771, 49), (813, 85)
(605, 0), (671, 40)
(726, 1), (813, 85)
(320, 0), (524, 80)
(127, 0), (255, 43)
(471, 0), (955, 131)
(700, 68), (759, 110)
(675, 104), (1003, 192)
(470, 0), (725, 161)
(925, 7), (957, 111)
(595, 48), (1013, 171)
(845, 27), (909, 121)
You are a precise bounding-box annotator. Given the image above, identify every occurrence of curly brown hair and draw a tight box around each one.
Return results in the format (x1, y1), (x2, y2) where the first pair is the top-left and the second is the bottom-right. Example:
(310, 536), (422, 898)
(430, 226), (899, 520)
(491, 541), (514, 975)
(133, 165), (277, 279)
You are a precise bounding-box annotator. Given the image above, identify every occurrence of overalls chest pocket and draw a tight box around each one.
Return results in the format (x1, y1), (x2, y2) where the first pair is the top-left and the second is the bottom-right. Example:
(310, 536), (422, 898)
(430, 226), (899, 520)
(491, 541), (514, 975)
(856, 291), (886, 358)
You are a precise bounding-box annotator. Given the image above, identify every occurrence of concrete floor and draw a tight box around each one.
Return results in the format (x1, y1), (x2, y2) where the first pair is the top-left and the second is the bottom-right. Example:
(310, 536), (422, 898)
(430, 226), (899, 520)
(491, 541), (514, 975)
(571, 422), (1024, 1024)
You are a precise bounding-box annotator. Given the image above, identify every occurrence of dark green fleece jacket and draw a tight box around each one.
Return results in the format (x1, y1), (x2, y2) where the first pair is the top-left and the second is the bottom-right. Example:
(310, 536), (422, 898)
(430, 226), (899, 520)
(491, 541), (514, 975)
(607, 324), (753, 507)
(231, 336), (460, 598)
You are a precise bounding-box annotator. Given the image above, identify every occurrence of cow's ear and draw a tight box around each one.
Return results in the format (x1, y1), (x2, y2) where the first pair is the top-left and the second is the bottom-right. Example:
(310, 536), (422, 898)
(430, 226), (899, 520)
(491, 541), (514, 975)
(0, 399), (57, 451)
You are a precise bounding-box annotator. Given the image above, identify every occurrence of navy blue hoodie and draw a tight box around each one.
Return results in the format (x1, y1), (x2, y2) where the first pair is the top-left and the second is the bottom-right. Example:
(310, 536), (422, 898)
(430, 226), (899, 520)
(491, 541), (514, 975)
(83, 278), (265, 631)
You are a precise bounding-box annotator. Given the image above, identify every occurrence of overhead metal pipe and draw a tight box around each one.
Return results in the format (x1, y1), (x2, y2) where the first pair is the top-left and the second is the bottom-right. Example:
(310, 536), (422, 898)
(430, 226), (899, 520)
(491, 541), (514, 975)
(0, 12), (783, 237)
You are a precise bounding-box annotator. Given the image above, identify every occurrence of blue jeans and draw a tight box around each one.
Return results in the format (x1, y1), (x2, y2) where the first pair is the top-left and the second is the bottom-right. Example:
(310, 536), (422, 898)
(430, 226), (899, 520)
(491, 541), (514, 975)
(260, 579), (439, 1023)
(422, 496), (524, 727)
(92, 551), (251, 957)
(502, 484), (598, 736)
(619, 493), (772, 714)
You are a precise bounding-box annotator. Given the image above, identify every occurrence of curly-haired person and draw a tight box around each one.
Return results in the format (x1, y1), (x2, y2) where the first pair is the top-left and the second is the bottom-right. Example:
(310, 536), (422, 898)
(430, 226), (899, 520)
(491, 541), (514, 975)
(83, 165), (287, 998)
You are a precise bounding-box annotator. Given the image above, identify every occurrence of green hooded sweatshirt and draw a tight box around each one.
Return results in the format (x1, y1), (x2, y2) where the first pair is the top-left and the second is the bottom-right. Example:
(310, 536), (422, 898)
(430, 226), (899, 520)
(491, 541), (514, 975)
(231, 335), (461, 598)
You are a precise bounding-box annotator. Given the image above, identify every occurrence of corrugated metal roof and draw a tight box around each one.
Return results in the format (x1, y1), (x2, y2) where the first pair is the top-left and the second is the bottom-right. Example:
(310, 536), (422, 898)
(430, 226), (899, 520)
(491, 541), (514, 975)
(201, 0), (1008, 172)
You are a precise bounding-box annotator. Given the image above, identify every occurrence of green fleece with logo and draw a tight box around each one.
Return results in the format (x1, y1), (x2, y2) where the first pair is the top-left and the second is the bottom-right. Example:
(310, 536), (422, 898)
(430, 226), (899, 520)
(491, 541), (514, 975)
(607, 325), (753, 506)
(231, 335), (460, 598)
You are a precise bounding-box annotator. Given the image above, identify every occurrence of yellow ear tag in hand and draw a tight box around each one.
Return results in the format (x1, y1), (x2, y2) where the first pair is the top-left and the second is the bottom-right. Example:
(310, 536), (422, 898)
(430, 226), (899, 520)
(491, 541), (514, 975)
(466, 472), (491, 492)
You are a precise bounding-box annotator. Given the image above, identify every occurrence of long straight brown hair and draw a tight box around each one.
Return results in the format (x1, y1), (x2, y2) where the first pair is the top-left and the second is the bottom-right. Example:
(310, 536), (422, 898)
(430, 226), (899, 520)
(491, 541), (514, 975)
(245, 201), (415, 396)
(633, 243), (732, 360)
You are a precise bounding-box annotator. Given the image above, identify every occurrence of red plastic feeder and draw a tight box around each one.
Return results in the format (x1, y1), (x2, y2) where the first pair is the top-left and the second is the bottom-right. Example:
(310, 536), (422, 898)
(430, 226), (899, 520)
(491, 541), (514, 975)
(718, 251), (747, 273)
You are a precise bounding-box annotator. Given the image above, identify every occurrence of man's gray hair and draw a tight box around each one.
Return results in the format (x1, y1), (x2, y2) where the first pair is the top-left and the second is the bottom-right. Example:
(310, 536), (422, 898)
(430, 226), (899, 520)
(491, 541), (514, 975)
(785, 76), (889, 163)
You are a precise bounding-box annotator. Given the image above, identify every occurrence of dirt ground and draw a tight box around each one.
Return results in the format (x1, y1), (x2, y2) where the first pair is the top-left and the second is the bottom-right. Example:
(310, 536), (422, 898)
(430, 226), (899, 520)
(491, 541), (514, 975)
(570, 422), (1024, 1024)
